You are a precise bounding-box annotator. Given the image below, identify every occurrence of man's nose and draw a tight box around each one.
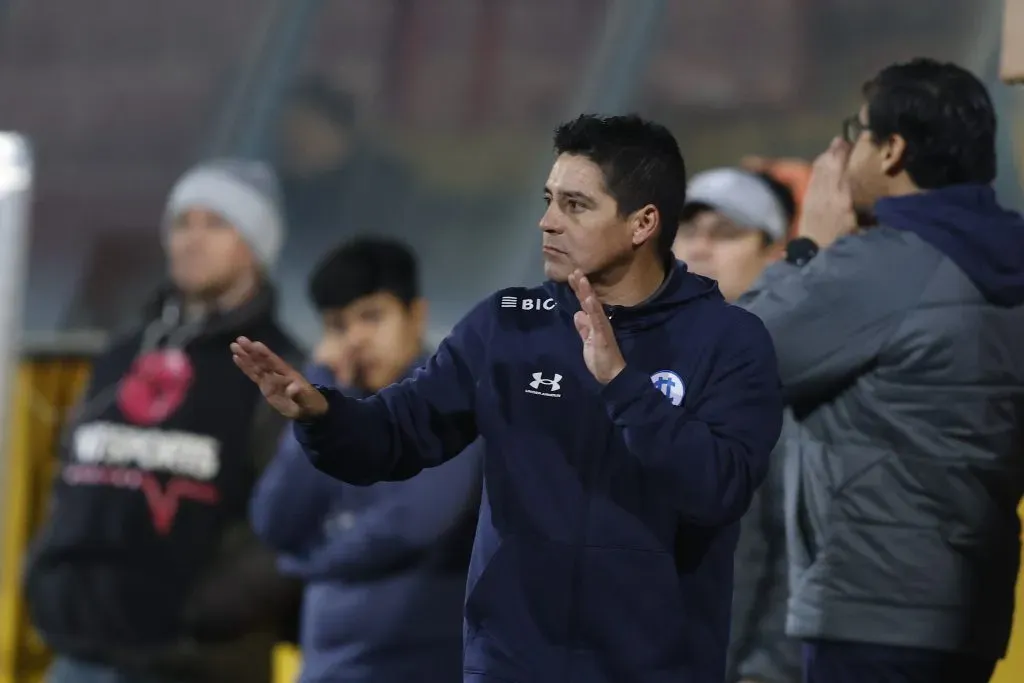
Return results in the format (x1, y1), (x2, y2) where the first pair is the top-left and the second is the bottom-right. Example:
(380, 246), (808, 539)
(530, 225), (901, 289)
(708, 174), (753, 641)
(345, 324), (375, 355)
(539, 205), (562, 233)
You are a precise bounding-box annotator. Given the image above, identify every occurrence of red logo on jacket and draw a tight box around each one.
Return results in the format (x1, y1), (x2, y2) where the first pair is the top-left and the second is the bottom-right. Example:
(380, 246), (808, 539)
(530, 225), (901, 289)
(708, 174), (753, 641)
(117, 349), (194, 426)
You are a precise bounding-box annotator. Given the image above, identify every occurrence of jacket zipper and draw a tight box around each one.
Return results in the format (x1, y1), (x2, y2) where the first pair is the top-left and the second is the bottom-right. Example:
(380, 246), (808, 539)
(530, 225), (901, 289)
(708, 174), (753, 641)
(564, 308), (617, 680)
(564, 474), (592, 681)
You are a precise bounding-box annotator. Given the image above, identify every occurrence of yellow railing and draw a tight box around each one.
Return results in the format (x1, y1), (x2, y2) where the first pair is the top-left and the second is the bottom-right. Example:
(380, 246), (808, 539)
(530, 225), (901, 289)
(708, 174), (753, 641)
(994, 517), (1024, 682)
(0, 357), (92, 683)
(0, 355), (1021, 683)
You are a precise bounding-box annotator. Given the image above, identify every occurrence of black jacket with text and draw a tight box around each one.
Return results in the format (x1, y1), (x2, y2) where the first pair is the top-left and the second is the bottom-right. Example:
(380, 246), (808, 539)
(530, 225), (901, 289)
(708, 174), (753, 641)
(25, 285), (303, 683)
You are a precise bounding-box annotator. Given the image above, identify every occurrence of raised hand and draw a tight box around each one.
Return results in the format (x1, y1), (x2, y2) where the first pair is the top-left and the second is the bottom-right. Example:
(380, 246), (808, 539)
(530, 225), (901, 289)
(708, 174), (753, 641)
(568, 269), (626, 385)
(798, 136), (858, 248)
(231, 336), (329, 421)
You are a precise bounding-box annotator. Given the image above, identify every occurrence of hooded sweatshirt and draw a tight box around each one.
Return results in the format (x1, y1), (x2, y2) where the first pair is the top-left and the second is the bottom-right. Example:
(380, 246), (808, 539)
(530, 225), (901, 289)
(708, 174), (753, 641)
(735, 182), (1024, 661)
(25, 285), (303, 683)
(292, 261), (784, 683)
(874, 183), (1024, 307)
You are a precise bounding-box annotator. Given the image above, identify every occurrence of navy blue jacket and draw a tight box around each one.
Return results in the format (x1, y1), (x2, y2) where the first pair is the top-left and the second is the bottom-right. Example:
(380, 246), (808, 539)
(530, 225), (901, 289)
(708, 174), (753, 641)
(874, 183), (1024, 307)
(296, 262), (784, 683)
(251, 363), (481, 683)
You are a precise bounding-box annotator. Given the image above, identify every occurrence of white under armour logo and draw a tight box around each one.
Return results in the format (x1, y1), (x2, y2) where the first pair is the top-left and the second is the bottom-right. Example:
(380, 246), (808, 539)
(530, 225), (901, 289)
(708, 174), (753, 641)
(529, 372), (562, 392)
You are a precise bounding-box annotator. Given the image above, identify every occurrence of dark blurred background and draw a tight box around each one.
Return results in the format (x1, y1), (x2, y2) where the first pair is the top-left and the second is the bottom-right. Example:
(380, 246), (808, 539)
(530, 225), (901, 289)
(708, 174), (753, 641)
(1, 0), (1018, 345)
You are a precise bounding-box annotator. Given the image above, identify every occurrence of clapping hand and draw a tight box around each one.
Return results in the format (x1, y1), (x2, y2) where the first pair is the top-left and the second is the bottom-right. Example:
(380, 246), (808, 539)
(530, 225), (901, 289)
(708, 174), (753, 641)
(797, 137), (858, 248)
(231, 337), (329, 421)
(568, 269), (626, 385)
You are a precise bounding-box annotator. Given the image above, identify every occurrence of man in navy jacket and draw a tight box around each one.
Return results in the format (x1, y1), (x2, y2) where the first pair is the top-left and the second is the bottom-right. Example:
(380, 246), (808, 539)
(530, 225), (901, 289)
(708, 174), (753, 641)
(233, 114), (784, 683)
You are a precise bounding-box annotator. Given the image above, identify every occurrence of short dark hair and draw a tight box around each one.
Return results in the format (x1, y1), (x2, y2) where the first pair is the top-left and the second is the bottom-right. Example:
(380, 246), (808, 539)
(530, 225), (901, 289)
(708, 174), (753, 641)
(863, 58), (996, 189)
(552, 114), (687, 259)
(308, 237), (419, 312)
(287, 75), (357, 129)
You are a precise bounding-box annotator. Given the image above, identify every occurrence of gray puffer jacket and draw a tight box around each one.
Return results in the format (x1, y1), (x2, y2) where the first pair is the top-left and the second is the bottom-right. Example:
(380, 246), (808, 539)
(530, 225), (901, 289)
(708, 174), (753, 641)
(737, 185), (1024, 661)
(726, 434), (800, 683)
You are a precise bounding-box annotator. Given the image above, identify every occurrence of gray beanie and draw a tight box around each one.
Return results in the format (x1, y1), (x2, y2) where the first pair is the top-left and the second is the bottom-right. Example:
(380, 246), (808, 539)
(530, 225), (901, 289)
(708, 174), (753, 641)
(163, 158), (285, 269)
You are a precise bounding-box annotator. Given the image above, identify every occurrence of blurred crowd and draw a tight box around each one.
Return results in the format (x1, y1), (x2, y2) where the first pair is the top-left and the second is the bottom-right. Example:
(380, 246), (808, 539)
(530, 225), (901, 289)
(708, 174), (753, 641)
(12, 52), (1024, 683)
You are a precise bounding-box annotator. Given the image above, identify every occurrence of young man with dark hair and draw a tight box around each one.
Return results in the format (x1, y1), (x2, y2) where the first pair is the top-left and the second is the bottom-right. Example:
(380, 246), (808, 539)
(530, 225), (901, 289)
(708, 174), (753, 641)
(738, 58), (1024, 683)
(235, 114), (784, 683)
(250, 237), (480, 683)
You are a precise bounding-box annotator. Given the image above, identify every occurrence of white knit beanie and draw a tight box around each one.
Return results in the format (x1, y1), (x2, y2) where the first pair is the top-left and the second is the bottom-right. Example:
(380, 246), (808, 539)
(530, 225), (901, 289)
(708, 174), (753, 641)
(163, 158), (285, 269)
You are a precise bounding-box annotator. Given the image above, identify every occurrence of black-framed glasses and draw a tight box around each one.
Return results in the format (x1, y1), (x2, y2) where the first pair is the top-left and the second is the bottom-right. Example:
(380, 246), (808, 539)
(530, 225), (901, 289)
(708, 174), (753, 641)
(842, 115), (868, 144)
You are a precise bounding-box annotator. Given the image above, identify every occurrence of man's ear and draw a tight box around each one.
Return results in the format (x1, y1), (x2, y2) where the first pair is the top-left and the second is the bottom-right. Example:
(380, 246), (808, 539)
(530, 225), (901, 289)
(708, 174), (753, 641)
(880, 133), (908, 177)
(630, 204), (660, 248)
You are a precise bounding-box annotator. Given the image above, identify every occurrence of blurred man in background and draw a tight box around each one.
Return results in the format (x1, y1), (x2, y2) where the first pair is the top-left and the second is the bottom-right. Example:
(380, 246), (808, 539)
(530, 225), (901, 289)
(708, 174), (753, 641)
(25, 160), (302, 683)
(250, 237), (480, 683)
(739, 58), (1024, 683)
(274, 74), (421, 341)
(673, 167), (801, 683)
(276, 75), (414, 239)
(673, 167), (790, 301)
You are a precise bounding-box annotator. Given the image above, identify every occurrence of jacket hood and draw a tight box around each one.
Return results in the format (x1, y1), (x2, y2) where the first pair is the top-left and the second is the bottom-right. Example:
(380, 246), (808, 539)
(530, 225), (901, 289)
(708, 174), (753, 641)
(543, 260), (723, 334)
(874, 184), (1024, 307)
(137, 282), (279, 348)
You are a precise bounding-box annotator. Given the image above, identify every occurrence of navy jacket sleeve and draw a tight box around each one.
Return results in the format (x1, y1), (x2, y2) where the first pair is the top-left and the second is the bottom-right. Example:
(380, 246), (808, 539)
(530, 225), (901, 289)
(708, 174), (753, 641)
(296, 301), (489, 485)
(249, 426), (334, 557)
(284, 441), (482, 581)
(600, 308), (783, 526)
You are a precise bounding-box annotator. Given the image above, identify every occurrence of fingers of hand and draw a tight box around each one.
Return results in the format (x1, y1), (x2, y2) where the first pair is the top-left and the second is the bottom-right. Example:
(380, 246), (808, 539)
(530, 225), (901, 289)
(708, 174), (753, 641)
(575, 277), (602, 320)
(821, 137), (852, 168)
(809, 148), (852, 200)
(568, 271), (614, 346)
(576, 272), (595, 302)
(831, 140), (852, 171)
(573, 310), (591, 341)
(231, 353), (259, 381)
(231, 343), (263, 382)
(248, 341), (292, 376)
(232, 338), (267, 374)
(569, 268), (599, 306)
(816, 137), (844, 162)
(585, 296), (616, 345)
(233, 337), (295, 376)
(233, 337), (302, 397)
(233, 336), (257, 355)
(568, 269), (584, 301)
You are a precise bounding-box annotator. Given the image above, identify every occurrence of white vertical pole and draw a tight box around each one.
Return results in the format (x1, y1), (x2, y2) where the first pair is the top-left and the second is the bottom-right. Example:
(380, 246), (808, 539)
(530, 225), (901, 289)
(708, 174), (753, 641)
(0, 133), (34, 561)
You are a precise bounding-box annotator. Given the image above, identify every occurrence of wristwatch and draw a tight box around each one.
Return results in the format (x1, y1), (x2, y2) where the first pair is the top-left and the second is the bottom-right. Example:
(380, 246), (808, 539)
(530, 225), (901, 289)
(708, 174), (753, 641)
(785, 237), (820, 266)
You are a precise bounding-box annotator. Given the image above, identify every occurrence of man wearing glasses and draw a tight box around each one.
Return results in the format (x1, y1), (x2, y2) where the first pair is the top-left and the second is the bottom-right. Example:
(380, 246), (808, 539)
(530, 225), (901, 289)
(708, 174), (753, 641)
(738, 58), (1024, 683)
